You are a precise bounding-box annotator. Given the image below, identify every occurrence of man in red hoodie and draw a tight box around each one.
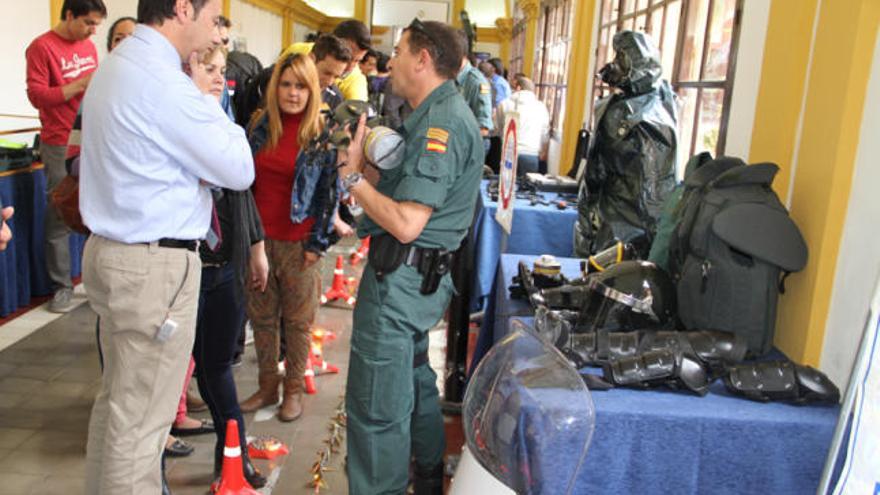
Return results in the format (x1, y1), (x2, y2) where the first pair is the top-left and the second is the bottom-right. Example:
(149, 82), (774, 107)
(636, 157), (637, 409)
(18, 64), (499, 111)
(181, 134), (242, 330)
(26, 0), (106, 313)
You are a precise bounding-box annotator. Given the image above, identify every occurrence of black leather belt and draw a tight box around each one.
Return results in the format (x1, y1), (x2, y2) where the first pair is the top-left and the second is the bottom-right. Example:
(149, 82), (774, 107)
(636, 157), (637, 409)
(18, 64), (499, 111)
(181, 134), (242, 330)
(155, 238), (198, 251)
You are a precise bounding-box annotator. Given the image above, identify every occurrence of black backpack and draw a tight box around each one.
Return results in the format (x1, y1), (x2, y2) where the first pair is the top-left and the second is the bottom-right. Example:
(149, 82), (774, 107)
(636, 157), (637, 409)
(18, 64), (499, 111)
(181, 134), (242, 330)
(667, 157), (808, 356)
(232, 65), (274, 129)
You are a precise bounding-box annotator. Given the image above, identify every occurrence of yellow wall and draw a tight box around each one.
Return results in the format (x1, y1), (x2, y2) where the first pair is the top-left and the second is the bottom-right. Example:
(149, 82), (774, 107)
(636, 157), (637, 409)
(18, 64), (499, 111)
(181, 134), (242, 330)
(521, 3), (538, 77)
(748, 0), (819, 202)
(767, 0), (880, 364)
(453, 0), (466, 27)
(559, 0), (596, 174)
(354, 0), (366, 23)
(50, 0), (62, 24)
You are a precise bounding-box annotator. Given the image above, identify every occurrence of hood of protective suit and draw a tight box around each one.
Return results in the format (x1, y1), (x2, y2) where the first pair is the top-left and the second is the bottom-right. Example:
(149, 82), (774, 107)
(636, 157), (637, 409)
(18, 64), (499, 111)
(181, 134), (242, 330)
(599, 31), (662, 96)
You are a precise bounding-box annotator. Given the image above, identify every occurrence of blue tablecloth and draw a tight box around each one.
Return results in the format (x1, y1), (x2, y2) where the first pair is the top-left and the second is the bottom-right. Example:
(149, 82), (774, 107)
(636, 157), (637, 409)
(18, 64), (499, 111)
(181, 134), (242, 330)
(505, 316), (839, 494)
(469, 180), (577, 312)
(0, 165), (85, 317)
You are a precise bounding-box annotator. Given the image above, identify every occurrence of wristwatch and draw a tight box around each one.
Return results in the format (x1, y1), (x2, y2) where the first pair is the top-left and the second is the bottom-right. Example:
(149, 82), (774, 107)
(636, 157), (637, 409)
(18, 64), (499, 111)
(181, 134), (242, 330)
(341, 172), (364, 193)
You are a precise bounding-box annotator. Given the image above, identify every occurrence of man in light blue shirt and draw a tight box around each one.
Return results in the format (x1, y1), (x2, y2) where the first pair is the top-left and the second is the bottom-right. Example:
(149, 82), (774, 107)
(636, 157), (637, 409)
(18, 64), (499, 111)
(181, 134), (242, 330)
(79, 1), (253, 493)
(481, 57), (511, 107)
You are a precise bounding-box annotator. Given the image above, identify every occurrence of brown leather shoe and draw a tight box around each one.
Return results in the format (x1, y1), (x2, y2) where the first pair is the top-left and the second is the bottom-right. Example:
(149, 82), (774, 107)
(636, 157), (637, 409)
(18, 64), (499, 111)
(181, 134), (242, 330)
(278, 378), (303, 422)
(240, 372), (281, 413)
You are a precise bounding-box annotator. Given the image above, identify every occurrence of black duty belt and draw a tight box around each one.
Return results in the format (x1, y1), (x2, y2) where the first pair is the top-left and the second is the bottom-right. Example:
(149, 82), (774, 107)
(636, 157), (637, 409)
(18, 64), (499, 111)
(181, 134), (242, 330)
(413, 351), (429, 368)
(155, 238), (199, 251)
(402, 245), (431, 268)
(368, 234), (452, 295)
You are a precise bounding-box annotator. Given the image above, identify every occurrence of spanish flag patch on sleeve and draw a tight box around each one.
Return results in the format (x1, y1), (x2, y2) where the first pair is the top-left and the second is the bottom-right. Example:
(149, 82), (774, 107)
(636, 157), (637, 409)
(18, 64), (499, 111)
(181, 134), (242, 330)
(480, 83), (490, 94)
(425, 139), (447, 153)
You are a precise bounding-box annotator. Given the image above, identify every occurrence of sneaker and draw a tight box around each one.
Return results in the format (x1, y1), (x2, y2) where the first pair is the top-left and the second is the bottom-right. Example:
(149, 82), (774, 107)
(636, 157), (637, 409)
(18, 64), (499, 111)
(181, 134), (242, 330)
(48, 287), (75, 313)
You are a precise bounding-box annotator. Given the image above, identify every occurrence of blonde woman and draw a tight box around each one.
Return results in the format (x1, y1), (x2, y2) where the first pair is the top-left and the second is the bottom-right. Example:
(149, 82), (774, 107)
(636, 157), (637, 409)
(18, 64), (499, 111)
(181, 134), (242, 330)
(241, 53), (338, 421)
(188, 44), (267, 488)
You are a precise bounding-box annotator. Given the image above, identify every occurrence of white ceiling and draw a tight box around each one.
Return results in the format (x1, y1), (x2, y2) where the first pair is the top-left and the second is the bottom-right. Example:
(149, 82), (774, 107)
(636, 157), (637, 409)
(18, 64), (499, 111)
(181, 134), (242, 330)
(465, 0), (506, 26)
(303, 0), (506, 25)
(303, 0), (354, 17)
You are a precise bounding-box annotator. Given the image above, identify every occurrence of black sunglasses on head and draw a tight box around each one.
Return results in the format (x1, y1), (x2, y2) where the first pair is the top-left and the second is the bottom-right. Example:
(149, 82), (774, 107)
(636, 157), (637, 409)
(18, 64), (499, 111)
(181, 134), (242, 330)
(407, 18), (444, 59)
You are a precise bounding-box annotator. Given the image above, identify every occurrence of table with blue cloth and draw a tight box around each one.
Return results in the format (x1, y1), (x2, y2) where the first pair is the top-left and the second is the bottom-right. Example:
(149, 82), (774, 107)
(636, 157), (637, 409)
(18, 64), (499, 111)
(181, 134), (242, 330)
(469, 180), (577, 312)
(470, 252), (840, 493)
(504, 316), (840, 494)
(0, 164), (86, 317)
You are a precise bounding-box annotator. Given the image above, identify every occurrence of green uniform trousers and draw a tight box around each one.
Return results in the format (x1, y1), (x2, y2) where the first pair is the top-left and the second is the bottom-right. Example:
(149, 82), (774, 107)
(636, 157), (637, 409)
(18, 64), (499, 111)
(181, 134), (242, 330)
(346, 263), (453, 494)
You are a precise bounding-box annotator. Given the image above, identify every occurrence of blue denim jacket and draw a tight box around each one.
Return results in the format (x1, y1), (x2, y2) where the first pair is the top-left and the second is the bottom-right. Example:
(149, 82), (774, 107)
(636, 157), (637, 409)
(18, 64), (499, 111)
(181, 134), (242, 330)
(248, 115), (338, 253)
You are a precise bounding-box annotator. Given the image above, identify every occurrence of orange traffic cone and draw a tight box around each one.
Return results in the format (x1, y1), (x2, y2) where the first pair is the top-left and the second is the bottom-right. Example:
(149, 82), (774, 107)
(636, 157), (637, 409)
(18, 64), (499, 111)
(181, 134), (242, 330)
(311, 327), (337, 343)
(350, 236), (370, 266)
(321, 255), (356, 306)
(215, 420), (260, 495)
(310, 338), (339, 376)
(304, 354), (318, 395)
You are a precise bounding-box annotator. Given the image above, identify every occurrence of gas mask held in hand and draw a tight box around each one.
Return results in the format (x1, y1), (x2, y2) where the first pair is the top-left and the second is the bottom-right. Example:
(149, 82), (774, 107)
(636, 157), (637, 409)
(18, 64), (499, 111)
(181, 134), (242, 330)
(312, 100), (404, 170)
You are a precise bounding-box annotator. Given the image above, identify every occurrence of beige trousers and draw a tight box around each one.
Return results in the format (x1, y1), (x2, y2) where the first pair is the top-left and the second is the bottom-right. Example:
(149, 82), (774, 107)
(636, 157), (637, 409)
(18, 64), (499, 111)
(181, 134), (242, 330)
(82, 235), (201, 494)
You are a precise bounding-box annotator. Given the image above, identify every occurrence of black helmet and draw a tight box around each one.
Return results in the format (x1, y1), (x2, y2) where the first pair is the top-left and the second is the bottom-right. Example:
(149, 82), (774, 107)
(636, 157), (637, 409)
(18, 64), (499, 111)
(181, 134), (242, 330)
(576, 260), (676, 332)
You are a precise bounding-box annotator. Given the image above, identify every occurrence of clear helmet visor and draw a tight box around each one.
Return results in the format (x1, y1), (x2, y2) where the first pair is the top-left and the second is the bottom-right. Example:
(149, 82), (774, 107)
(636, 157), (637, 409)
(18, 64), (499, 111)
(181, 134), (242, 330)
(463, 321), (596, 494)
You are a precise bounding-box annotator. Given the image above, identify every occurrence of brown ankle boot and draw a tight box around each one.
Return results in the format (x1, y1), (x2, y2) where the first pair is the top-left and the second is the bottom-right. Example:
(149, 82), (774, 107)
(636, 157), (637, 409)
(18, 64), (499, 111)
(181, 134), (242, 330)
(240, 372), (281, 413)
(278, 378), (304, 422)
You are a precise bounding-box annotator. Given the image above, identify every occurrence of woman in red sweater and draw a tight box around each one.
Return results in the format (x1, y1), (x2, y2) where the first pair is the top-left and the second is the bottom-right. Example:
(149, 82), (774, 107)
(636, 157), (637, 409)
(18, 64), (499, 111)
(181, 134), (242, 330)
(240, 53), (338, 421)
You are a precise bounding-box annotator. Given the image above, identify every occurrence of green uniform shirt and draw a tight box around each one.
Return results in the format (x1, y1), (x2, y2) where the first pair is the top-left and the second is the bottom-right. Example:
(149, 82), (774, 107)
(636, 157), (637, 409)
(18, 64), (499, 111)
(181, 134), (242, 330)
(359, 80), (483, 250)
(456, 62), (494, 132)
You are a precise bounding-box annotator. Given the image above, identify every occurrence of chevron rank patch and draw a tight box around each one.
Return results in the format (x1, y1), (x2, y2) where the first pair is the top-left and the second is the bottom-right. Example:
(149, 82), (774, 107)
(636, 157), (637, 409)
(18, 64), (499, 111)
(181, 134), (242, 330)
(426, 127), (449, 143)
(480, 83), (490, 94)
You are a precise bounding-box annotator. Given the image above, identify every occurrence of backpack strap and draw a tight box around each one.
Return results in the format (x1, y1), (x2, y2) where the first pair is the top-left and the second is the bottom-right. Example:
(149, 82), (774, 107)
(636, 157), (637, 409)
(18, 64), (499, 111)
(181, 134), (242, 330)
(779, 271), (792, 294)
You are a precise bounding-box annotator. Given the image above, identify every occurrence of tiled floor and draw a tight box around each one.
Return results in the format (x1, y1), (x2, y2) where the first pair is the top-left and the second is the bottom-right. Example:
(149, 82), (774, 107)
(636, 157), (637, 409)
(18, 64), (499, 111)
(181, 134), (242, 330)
(0, 241), (466, 495)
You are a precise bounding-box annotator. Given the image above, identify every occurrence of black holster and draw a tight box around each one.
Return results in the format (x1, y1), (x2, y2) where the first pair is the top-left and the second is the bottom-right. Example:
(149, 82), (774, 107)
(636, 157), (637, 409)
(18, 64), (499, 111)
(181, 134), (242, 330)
(411, 246), (452, 295)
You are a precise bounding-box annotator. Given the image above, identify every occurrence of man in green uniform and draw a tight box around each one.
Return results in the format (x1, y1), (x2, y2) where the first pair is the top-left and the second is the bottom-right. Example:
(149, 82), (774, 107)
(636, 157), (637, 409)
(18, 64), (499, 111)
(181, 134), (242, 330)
(338, 19), (484, 495)
(455, 29), (494, 157)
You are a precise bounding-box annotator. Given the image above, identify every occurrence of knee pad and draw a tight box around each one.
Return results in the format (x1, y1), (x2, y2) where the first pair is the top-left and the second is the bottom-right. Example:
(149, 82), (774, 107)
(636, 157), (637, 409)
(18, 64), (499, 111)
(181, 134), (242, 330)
(563, 330), (640, 368)
(639, 330), (747, 376)
(602, 349), (711, 395)
(723, 361), (840, 404)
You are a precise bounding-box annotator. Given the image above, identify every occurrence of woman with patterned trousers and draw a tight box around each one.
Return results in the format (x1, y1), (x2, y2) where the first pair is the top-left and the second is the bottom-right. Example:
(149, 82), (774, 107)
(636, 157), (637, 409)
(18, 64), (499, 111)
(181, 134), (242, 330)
(240, 53), (338, 421)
